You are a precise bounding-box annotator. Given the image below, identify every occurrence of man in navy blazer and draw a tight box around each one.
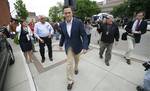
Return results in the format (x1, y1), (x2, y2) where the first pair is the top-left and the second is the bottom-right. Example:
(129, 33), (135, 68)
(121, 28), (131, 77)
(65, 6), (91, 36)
(59, 6), (88, 90)
(124, 11), (147, 64)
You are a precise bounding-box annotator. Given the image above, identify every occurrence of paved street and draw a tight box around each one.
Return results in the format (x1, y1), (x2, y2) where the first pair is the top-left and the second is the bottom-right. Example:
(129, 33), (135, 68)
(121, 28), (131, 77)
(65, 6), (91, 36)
(4, 38), (147, 91)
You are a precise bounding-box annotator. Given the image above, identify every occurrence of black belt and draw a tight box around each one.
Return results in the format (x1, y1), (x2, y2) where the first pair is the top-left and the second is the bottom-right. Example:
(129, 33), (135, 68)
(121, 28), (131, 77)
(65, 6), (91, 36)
(40, 36), (49, 38)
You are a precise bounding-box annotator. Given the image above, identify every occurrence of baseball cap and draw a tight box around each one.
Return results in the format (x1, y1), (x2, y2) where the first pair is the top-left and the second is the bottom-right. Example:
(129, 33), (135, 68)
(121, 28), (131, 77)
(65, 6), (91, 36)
(106, 15), (114, 19)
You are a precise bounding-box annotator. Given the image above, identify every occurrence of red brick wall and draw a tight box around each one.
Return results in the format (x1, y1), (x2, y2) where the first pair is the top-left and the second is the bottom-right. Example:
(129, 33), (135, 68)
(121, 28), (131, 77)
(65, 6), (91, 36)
(0, 0), (11, 26)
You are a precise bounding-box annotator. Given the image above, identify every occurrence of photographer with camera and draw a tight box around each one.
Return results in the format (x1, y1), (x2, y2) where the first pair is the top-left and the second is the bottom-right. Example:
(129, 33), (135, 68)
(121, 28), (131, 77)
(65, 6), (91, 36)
(97, 15), (120, 66)
(0, 26), (10, 38)
(137, 61), (150, 91)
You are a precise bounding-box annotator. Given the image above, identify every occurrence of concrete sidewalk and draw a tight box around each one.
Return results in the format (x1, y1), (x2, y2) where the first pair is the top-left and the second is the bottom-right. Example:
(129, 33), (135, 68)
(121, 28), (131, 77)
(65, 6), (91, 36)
(4, 40), (146, 91)
(4, 39), (35, 91)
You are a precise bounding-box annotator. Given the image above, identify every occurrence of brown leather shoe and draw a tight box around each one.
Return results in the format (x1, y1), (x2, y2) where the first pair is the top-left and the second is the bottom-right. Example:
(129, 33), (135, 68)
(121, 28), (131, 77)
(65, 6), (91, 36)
(125, 58), (131, 65)
(99, 55), (103, 59)
(136, 85), (144, 91)
(105, 61), (109, 66)
(124, 57), (131, 65)
(126, 59), (131, 65)
(67, 82), (74, 90)
(41, 59), (45, 63)
(74, 70), (78, 75)
(49, 58), (53, 61)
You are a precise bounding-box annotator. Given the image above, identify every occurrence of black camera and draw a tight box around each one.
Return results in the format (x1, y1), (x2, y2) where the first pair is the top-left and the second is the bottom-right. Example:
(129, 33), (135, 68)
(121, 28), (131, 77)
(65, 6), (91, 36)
(143, 61), (150, 71)
(0, 27), (10, 38)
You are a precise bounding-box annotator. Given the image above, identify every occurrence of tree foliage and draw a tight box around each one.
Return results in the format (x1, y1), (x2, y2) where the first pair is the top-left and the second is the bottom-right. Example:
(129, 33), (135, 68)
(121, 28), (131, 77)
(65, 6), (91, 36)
(112, 0), (150, 18)
(112, 2), (128, 17)
(49, 2), (63, 22)
(14, 0), (28, 20)
(76, 0), (101, 20)
(49, 0), (101, 21)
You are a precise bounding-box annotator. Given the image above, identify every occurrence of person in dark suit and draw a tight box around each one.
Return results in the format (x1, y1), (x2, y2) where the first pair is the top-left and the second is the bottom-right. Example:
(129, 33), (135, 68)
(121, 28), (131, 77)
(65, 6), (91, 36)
(59, 6), (88, 90)
(17, 21), (33, 63)
(124, 11), (147, 65)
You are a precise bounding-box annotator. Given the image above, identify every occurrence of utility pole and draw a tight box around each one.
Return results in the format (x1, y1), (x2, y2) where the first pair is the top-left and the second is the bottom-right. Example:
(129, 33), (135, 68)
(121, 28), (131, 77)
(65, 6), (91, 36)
(64, 0), (76, 11)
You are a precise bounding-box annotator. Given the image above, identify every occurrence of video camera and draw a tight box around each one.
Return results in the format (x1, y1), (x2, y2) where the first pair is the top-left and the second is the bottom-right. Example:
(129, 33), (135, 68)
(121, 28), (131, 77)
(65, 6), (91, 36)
(0, 27), (10, 38)
(143, 61), (150, 71)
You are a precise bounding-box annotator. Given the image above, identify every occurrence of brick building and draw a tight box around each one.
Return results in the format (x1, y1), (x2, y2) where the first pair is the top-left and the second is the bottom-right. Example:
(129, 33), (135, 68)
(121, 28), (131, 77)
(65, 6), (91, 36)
(0, 0), (11, 26)
(27, 12), (37, 23)
(101, 0), (126, 13)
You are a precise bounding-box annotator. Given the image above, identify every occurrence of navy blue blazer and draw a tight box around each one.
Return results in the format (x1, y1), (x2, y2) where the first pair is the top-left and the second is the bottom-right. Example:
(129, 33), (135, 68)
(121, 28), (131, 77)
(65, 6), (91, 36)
(59, 18), (88, 54)
(125, 20), (147, 34)
(125, 20), (147, 43)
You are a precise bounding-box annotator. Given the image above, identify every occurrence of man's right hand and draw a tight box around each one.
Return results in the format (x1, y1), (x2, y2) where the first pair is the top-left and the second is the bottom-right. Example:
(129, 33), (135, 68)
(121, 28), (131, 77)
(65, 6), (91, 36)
(39, 38), (44, 43)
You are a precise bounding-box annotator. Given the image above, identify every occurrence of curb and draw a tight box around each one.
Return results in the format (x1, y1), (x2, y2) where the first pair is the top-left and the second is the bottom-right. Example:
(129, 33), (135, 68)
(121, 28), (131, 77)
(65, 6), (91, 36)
(8, 39), (38, 91)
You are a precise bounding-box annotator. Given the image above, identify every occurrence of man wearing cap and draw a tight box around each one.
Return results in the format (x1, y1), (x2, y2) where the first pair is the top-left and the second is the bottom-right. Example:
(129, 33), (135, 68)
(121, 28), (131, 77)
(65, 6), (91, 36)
(98, 15), (120, 66)
(34, 16), (54, 63)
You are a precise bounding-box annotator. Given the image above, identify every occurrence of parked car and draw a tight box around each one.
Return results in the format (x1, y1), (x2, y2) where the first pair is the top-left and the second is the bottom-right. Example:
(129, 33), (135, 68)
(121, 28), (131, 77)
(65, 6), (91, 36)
(146, 19), (150, 31)
(0, 27), (15, 91)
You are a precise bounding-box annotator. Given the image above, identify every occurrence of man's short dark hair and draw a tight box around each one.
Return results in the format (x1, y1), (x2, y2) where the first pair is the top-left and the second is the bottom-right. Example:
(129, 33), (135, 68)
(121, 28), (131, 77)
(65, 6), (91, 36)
(63, 5), (73, 10)
(136, 11), (145, 16)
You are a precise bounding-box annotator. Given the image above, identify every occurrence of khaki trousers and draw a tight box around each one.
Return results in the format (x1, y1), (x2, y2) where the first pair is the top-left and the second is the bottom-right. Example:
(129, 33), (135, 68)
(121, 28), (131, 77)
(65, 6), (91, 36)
(67, 48), (80, 84)
(125, 35), (135, 59)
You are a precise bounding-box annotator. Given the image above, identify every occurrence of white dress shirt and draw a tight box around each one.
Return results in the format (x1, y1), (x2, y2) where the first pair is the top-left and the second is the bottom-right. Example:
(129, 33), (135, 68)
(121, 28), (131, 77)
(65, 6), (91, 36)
(16, 24), (32, 40)
(34, 22), (54, 39)
(66, 18), (73, 37)
(132, 19), (142, 34)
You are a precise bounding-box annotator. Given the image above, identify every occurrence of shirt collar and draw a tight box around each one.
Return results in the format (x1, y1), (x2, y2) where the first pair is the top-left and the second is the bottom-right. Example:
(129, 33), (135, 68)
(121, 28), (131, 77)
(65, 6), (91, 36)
(66, 18), (73, 24)
(136, 19), (142, 22)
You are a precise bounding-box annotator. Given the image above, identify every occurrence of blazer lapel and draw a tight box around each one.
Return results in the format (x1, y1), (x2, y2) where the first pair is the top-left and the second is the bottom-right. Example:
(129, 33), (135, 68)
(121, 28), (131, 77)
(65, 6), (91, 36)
(70, 18), (75, 38)
(64, 18), (74, 38)
(139, 20), (143, 28)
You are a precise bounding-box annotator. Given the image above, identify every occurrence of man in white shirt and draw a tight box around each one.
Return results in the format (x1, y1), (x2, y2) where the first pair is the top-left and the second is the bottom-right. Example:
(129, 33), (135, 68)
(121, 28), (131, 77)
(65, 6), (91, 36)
(59, 6), (88, 90)
(124, 11), (147, 64)
(34, 16), (54, 63)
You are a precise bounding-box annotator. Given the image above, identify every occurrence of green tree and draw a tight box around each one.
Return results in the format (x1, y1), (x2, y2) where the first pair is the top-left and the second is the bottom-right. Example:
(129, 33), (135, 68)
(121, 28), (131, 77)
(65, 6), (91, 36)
(14, 0), (28, 20)
(49, 2), (63, 22)
(112, 2), (129, 17)
(49, 0), (101, 21)
(127, 0), (150, 18)
(76, 0), (101, 20)
(143, 0), (150, 18)
(112, 0), (150, 18)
